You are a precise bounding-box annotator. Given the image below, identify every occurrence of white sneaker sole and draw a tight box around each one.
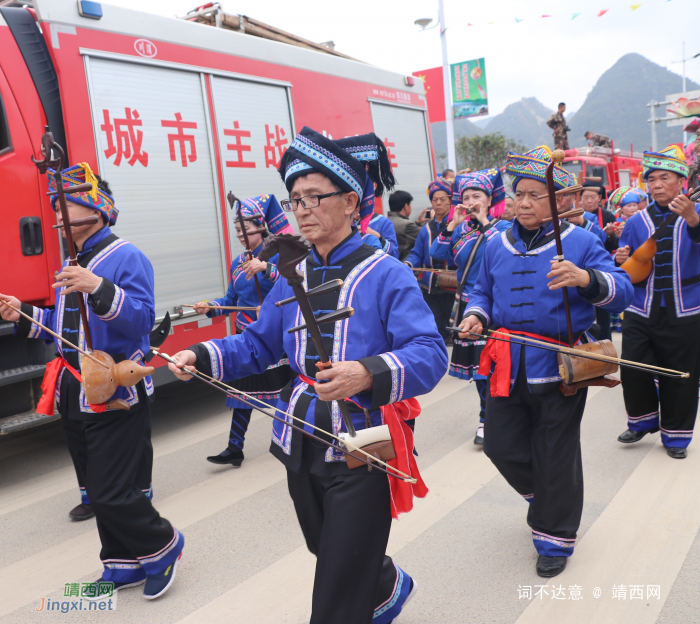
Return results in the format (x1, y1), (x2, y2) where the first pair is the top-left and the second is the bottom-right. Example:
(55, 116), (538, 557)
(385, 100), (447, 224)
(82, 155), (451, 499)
(81, 577), (146, 601)
(403, 577), (418, 609)
(143, 554), (180, 600)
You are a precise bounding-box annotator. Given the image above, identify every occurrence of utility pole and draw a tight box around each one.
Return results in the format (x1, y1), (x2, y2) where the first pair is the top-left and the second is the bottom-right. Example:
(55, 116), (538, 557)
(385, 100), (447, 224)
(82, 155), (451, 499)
(438, 0), (456, 172)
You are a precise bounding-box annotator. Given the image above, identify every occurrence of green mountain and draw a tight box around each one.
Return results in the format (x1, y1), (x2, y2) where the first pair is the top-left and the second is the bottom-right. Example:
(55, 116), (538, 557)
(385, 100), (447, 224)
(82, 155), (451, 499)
(569, 53), (699, 151)
(431, 117), (483, 168)
(480, 97), (554, 149)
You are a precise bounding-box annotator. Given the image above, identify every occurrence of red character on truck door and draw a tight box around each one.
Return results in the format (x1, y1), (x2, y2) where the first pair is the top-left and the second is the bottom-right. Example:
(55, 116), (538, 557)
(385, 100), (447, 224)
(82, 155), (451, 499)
(223, 121), (256, 168)
(264, 124), (288, 168)
(161, 113), (198, 167)
(101, 108), (149, 167)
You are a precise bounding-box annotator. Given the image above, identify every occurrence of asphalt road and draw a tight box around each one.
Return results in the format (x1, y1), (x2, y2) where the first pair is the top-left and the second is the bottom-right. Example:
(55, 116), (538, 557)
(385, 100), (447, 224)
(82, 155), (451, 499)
(1, 335), (699, 623)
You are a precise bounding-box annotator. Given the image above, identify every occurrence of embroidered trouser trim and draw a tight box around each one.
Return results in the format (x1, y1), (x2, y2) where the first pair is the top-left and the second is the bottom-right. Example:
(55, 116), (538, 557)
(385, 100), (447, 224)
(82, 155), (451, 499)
(621, 311), (700, 448)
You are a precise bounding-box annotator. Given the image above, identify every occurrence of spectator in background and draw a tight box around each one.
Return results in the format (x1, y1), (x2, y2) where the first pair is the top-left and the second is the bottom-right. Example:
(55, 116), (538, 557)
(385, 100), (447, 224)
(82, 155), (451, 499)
(442, 168), (456, 181)
(501, 194), (516, 222)
(387, 190), (426, 260)
(547, 102), (570, 150)
(584, 131), (613, 148)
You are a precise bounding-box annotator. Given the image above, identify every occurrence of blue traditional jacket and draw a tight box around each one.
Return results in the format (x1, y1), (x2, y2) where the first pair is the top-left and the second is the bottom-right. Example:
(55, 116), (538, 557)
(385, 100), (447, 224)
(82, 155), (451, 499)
(581, 211), (607, 244)
(618, 200), (700, 325)
(405, 217), (457, 291)
(206, 243), (279, 331)
(368, 213), (400, 259)
(429, 218), (512, 301)
(361, 232), (383, 251)
(190, 230), (448, 472)
(465, 220), (633, 393)
(15, 226), (155, 414)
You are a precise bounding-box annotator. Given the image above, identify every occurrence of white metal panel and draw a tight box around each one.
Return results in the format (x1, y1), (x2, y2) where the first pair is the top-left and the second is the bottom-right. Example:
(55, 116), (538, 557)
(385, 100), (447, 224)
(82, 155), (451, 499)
(85, 57), (225, 319)
(370, 102), (434, 218)
(210, 75), (296, 257)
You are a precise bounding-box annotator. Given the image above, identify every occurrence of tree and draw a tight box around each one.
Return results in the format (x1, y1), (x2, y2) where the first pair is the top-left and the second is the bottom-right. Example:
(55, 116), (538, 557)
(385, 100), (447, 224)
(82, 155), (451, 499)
(454, 132), (527, 172)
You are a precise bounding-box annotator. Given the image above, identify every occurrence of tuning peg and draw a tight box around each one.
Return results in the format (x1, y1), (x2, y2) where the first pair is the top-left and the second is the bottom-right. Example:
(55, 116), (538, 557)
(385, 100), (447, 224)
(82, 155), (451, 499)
(287, 306), (354, 334)
(276, 279), (344, 307)
(46, 182), (95, 196)
(52, 215), (100, 229)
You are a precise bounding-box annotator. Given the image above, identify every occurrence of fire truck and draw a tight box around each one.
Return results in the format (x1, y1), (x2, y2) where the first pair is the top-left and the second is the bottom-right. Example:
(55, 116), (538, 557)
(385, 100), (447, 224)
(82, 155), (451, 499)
(0, 0), (435, 433)
(562, 145), (644, 194)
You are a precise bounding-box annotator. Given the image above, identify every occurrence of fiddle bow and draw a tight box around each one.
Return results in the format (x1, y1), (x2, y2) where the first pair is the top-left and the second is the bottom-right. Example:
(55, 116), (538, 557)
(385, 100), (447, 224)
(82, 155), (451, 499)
(30, 127), (152, 409)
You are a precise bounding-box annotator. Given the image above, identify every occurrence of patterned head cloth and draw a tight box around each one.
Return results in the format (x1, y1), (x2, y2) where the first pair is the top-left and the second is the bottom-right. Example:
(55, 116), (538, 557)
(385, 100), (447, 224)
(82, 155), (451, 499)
(427, 177), (454, 200)
(278, 126), (367, 203)
(452, 167), (506, 218)
(505, 145), (570, 191)
(642, 145), (689, 180)
(235, 194), (294, 235)
(609, 187), (643, 213)
(49, 162), (117, 226)
(335, 133), (396, 232)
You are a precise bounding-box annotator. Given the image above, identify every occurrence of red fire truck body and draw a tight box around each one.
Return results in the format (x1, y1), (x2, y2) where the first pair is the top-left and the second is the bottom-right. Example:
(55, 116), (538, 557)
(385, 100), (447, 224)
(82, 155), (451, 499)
(562, 145), (644, 195)
(0, 0), (435, 431)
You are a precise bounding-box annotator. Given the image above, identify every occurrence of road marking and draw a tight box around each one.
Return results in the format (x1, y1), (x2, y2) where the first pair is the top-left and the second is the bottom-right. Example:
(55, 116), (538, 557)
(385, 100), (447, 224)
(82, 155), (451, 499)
(0, 452), (285, 616)
(176, 441), (499, 624)
(515, 439), (700, 624)
(0, 375), (466, 518)
(0, 410), (260, 517)
(0, 373), (468, 615)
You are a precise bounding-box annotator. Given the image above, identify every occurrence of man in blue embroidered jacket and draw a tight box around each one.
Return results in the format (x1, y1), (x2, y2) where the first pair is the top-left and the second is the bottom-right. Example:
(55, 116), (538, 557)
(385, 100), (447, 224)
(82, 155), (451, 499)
(169, 127), (447, 624)
(614, 146), (700, 459)
(458, 146), (633, 579)
(0, 164), (183, 599)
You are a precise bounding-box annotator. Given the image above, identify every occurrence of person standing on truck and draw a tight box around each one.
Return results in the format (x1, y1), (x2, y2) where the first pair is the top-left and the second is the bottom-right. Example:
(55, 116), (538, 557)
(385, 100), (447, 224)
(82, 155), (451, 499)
(193, 194), (295, 467)
(0, 163), (184, 600)
(584, 131), (613, 148)
(168, 126), (448, 624)
(547, 102), (570, 151)
(614, 146), (700, 459)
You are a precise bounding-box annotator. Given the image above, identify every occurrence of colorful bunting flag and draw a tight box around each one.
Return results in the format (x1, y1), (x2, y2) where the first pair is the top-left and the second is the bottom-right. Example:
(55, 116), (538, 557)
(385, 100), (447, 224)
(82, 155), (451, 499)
(515, 17), (524, 22)
(630, 3), (642, 9)
(571, 12), (582, 18)
(597, 9), (609, 16)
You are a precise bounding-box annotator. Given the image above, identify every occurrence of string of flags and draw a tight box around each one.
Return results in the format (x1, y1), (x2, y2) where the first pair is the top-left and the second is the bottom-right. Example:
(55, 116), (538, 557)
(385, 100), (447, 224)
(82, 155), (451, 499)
(464, 2), (665, 26)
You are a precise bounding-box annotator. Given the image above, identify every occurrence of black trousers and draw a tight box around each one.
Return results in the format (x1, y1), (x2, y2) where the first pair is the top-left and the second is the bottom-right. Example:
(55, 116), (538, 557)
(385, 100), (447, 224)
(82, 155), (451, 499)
(422, 289), (454, 343)
(621, 310), (700, 448)
(59, 376), (174, 563)
(63, 408), (153, 503)
(483, 365), (587, 556)
(595, 307), (612, 341)
(286, 438), (397, 624)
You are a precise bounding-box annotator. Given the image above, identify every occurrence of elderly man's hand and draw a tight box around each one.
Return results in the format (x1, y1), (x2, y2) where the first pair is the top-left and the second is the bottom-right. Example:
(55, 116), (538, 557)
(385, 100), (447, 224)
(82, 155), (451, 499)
(458, 315), (483, 340)
(547, 260), (590, 290)
(313, 361), (372, 401)
(0, 294), (21, 322)
(167, 350), (198, 381)
(669, 192), (699, 227)
(53, 266), (102, 296)
(616, 245), (631, 264)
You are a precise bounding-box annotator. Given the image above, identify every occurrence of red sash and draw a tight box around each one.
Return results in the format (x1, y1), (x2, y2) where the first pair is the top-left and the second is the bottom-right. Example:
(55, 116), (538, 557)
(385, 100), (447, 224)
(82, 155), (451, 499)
(36, 358), (107, 416)
(478, 329), (568, 397)
(297, 374), (428, 518)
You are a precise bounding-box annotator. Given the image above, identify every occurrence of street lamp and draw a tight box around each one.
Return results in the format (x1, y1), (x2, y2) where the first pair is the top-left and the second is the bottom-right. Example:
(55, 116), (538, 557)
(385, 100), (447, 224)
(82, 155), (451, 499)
(671, 42), (700, 143)
(415, 0), (456, 172)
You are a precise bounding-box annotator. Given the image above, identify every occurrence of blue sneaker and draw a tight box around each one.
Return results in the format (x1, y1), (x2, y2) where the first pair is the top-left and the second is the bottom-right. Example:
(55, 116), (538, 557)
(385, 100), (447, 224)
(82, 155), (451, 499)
(81, 577), (145, 601)
(143, 551), (182, 600)
(374, 568), (418, 624)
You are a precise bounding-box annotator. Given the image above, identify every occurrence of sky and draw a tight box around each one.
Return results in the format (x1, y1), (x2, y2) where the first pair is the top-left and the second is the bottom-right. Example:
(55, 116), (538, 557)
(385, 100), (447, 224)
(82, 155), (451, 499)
(106, 0), (700, 119)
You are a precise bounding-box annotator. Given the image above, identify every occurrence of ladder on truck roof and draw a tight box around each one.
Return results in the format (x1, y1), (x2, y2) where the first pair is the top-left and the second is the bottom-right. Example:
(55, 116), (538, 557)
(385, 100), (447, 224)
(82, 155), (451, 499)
(180, 2), (363, 63)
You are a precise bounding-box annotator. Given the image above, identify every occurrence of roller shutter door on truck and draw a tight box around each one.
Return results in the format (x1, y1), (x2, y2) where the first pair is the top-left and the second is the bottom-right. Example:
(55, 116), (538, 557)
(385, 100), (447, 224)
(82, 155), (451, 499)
(369, 100), (434, 218)
(209, 75), (296, 258)
(85, 57), (226, 320)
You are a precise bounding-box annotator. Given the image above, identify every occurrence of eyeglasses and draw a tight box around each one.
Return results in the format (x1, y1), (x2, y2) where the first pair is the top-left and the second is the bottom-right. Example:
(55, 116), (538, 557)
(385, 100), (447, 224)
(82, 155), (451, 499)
(281, 191), (344, 212)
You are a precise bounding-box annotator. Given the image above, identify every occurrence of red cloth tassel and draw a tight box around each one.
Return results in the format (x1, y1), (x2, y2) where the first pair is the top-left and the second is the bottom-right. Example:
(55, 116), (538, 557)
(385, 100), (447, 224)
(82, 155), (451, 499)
(382, 398), (428, 519)
(478, 328), (570, 398)
(35, 357), (107, 415)
(478, 328), (513, 397)
(297, 374), (428, 518)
